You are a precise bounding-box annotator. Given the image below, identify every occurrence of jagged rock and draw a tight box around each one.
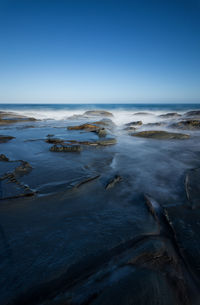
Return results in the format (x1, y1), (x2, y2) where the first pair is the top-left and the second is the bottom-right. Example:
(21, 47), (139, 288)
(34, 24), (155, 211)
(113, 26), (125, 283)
(50, 144), (81, 152)
(185, 168), (200, 209)
(171, 120), (200, 130)
(0, 135), (15, 143)
(159, 112), (181, 118)
(83, 110), (113, 117)
(184, 110), (200, 117)
(0, 154), (9, 161)
(131, 130), (190, 140)
(105, 175), (122, 190)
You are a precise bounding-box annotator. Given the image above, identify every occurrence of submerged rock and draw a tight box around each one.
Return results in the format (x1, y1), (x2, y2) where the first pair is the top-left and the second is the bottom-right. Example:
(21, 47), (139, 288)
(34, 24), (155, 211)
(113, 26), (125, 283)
(171, 120), (200, 130)
(67, 138), (117, 146)
(45, 137), (64, 144)
(159, 112), (181, 118)
(0, 154), (9, 161)
(185, 168), (200, 209)
(105, 175), (122, 190)
(50, 144), (81, 152)
(83, 110), (113, 117)
(131, 130), (190, 140)
(0, 135), (15, 143)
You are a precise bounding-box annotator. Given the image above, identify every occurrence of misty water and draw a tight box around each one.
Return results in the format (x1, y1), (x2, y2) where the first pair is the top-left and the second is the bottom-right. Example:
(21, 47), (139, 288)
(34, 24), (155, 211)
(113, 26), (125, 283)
(1, 104), (200, 305)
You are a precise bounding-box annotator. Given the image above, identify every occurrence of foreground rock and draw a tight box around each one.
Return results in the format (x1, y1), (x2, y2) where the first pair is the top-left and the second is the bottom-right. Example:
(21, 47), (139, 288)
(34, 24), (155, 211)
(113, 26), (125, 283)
(67, 123), (99, 131)
(159, 112), (181, 118)
(185, 168), (200, 209)
(50, 144), (81, 152)
(0, 154), (9, 161)
(83, 110), (113, 117)
(0, 135), (15, 143)
(131, 130), (190, 139)
(171, 120), (200, 130)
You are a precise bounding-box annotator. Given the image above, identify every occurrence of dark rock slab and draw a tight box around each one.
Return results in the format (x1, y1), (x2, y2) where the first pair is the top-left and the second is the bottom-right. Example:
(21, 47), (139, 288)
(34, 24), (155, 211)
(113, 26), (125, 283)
(0, 135), (15, 143)
(185, 168), (200, 209)
(131, 130), (190, 140)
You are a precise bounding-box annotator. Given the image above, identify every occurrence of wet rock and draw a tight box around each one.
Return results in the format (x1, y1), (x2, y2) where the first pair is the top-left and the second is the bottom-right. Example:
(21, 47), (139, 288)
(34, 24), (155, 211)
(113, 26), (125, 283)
(184, 110), (200, 117)
(67, 114), (88, 120)
(165, 205), (200, 282)
(133, 112), (152, 116)
(131, 130), (190, 140)
(83, 110), (113, 117)
(124, 126), (137, 132)
(159, 112), (181, 118)
(105, 175), (122, 190)
(185, 168), (200, 209)
(95, 128), (107, 137)
(0, 135), (15, 143)
(0, 112), (37, 125)
(45, 137), (64, 144)
(125, 121), (143, 127)
(73, 175), (100, 188)
(67, 138), (117, 146)
(145, 122), (166, 127)
(0, 154), (9, 161)
(67, 123), (99, 131)
(91, 118), (115, 127)
(50, 144), (81, 152)
(170, 120), (200, 130)
(15, 161), (32, 176)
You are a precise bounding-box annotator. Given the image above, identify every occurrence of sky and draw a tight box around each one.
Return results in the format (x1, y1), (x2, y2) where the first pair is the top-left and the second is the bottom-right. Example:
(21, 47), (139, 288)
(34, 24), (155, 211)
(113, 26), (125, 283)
(0, 0), (200, 103)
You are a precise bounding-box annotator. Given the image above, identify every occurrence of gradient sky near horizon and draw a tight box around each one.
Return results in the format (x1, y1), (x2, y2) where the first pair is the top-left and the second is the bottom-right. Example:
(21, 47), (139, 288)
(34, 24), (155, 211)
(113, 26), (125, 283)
(0, 0), (200, 103)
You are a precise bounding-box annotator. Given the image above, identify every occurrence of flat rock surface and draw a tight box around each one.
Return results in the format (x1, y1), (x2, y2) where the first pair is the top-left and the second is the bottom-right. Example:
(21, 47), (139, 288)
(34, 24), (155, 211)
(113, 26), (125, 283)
(131, 130), (190, 139)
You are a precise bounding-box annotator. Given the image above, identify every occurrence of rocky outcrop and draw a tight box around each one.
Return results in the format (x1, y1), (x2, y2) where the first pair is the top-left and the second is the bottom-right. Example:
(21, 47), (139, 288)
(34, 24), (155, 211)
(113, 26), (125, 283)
(159, 112), (181, 118)
(67, 123), (99, 131)
(170, 120), (200, 130)
(0, 111), (37, 125)
(14, 161), (32, 176)
(131, 130), (190, 139)
(125, 121), (143, 126)
(83, 110), (113, 117)
(0, 135), (15, 143)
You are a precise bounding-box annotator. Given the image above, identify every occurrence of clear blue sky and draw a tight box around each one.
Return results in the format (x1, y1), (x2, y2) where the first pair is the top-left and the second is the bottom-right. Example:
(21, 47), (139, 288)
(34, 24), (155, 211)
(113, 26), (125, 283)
(0, 0), (200, 103)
